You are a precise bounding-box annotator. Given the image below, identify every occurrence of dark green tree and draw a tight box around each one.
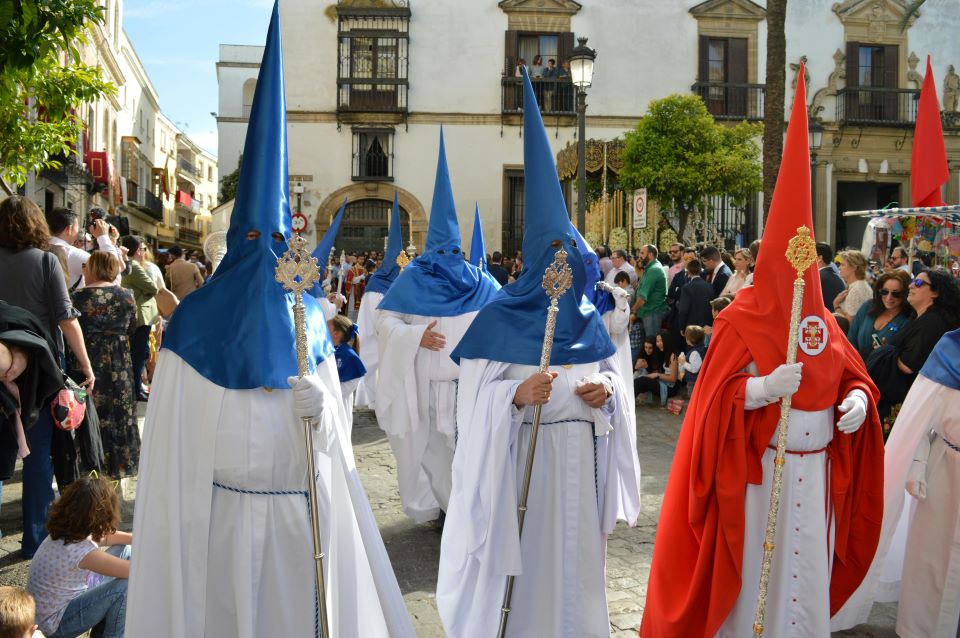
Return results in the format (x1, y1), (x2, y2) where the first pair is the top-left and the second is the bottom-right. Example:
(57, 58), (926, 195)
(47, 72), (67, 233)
(0, 0), (114, 186)
(219, 154), (242, 205)
(762, 0), (787, 217)
(620, 94), (762, 240)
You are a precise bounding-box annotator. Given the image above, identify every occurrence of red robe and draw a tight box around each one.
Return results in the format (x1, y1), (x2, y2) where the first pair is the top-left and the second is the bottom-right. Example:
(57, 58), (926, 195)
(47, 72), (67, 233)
(639, 310), (884, 638)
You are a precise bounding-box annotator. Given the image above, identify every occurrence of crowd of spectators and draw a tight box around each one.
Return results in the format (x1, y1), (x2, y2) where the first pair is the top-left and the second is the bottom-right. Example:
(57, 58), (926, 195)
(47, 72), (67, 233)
(591, 237), (960, 419)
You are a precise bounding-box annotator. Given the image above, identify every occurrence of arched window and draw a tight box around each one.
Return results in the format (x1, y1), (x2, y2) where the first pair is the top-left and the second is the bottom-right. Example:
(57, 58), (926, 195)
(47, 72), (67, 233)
(242, 79), (257, 118)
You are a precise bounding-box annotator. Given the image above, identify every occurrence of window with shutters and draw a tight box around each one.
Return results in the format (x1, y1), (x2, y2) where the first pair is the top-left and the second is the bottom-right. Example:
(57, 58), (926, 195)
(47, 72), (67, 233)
(352, 128), (394, 181)
(693, 36), (762, 120)
(502, 169), (525, 258)
(336, 2), (410, 116)
(838, 42), (913, 125)
(502, 30), (575, 115)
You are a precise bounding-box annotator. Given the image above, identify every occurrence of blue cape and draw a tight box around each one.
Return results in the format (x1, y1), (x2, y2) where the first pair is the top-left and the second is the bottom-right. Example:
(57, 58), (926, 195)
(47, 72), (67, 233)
(451, 67), (614, 366)
(334, 342), (366, 384)
(571, 225), (613, 316)
(378, 129), (499, 317)
(919, 328), (960, 391)
(365, 193), (403, 296)
(162, 2), (333, 389)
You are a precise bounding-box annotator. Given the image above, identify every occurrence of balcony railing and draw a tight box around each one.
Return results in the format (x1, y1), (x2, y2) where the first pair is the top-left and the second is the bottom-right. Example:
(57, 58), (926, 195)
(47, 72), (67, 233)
(142, 190), (164, 221)
(337, 78), (408, 113)
(176, 227), (202, 244)
(837, 87), (921, 127)
(692, 82), (765, 121)
(177, 157), (199, 178)
(501, 77), (575, 116)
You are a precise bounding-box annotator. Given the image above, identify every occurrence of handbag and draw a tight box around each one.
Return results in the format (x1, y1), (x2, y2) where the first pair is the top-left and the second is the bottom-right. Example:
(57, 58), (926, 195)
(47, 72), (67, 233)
(155, 287), (179, 318)
(51, 376), (87, 431)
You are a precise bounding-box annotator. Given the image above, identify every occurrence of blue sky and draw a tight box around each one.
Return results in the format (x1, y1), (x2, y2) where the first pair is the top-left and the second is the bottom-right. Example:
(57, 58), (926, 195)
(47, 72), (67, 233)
(124, 0), (274, 157)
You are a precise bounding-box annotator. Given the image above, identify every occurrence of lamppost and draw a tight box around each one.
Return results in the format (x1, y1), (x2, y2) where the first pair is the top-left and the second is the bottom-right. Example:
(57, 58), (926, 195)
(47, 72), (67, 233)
(809, 119), (823, 221)
(569, 37), (596, 233)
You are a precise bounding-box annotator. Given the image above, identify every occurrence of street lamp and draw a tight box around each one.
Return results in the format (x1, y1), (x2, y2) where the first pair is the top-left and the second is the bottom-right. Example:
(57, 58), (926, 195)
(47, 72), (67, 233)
(569, 37), (596, 233)
(809, 119), (823, 219)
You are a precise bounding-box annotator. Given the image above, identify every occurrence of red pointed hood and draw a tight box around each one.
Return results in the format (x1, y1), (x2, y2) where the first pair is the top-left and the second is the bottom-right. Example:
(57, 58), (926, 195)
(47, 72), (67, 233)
(724, 62), (846, 410)
(911, 56), (949, 207)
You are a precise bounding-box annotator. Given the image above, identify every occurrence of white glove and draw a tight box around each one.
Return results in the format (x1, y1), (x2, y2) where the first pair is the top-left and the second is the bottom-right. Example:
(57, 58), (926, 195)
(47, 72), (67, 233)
(836, 392), (867, 434)
(905, 460), (927, 500)
(287, 375), (326, 425)
(761, 363), (803, 400)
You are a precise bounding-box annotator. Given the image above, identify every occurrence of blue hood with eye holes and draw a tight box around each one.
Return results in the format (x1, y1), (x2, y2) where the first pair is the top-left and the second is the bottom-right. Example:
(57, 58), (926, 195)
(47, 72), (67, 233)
(451, 67), (614, 366)
(162, 2), (333, 389)
(377, 129), (500, 317)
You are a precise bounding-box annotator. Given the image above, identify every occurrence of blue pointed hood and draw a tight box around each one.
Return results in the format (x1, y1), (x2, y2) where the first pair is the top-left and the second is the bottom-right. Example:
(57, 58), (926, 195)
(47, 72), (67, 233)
(313, 198), (347, 268)
(470, 203), (486, 269)
(378, 130), (500, 317)
(161, 1), (333, 389)
(365, 192), (403, 295)
(452, 67), (614, 366)
(307, 199), (346, 298)
(572, 224), (613, 316)
(423, 128), (461, 254)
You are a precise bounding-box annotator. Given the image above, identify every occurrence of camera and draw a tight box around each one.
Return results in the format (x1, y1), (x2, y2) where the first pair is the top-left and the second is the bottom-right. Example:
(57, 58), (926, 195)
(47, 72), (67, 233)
(85, 207), (130, 237)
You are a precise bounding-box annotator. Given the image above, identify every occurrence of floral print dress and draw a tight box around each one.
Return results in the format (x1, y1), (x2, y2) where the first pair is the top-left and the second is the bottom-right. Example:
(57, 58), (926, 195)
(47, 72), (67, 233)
(70, 286), (140, 476)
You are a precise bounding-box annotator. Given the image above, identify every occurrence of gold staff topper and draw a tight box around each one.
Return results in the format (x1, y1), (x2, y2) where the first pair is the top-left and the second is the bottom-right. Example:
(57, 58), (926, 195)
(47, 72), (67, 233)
(396, 250), (410, 272)
(275, 234), (321, 296)
(785, 226), (817, 279)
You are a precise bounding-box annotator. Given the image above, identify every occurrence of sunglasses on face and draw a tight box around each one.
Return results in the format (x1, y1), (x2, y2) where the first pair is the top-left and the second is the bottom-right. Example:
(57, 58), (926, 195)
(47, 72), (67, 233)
(912, 278), (930, 288)
(879, 288), (902, 298)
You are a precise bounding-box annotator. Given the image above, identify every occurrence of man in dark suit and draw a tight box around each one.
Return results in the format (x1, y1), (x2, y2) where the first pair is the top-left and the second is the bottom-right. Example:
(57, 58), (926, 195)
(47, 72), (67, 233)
(678, 259), (715, 334)
(487, 251), (510, 286)
(816, 242), (845, 312)
(701, 246), (731, 298)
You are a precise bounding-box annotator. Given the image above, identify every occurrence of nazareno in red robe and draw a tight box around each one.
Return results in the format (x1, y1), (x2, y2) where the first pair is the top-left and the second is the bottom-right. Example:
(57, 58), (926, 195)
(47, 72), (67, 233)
(639, 305), (883, 638)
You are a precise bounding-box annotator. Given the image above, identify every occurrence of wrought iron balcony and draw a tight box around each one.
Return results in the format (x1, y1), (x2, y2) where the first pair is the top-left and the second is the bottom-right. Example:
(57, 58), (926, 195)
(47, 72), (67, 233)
(141, 190), (164, 221)
(337, 78), (408, 113)
(692, 82), (765, 121)
(176, 227), (202, 244)
(177, 157), (199, 178)
(837, 87), (921, 127)
(501, 77), (576, 116)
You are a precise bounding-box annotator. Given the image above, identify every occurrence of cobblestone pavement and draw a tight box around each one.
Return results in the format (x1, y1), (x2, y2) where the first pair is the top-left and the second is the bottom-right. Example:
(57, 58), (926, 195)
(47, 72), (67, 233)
(0, 403), (897, 636)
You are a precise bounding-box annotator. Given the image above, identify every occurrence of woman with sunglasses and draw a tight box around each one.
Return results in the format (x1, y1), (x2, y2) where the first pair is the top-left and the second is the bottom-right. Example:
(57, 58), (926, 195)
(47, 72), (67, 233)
(867, 269), (960, 424)
(847, 270), (912, 361)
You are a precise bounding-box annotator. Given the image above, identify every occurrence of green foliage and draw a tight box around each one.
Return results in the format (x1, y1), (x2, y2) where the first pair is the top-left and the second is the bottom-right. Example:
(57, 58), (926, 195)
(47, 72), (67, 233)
(0, 0), (114, 185)
(219, 155), (242, 205)
(620, 94), (762, 239)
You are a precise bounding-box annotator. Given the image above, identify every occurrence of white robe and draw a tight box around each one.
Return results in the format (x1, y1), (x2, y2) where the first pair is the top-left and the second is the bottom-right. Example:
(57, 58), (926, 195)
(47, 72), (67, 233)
(340, 376), (361, 437)
(354, 290), (383, 409)
(898, 386), (960, 638)
(374, 310), (477, 523)
(437, 358), (641, 638)
(126, 351), (415, 638)
(717, 365), (859, 638)
(832, 375), (956, 632)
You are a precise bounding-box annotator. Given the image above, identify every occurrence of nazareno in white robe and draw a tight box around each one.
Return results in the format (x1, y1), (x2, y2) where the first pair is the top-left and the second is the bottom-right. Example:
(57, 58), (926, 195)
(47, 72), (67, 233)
(437, 358), (641, 638)
(126, 351), (415, 638)
(353, 289), (383, 409)
(832, 375), (959, 634)
(374, 309), (477, 523)
(717, 364), (864, 638)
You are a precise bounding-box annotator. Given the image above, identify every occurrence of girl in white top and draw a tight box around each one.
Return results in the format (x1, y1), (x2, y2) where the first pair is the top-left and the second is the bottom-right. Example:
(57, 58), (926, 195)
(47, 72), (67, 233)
(26, 476), (131, 638)
(719, 248), (752, 297)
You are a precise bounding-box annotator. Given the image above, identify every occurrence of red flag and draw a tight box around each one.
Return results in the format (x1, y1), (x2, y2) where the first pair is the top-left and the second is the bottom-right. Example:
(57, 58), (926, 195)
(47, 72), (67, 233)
(911, 56), (948, 207)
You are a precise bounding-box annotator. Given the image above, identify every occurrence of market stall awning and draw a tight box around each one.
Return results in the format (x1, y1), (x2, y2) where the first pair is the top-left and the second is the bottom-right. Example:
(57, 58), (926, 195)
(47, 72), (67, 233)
(843, 204), (960, 223)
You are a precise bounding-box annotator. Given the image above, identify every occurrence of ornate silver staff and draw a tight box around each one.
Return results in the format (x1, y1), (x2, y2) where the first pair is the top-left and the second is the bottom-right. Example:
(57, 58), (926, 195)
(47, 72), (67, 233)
(275, 233), (330, 638)
(752, 226), (817, 638)
(497, 247), (573, 638)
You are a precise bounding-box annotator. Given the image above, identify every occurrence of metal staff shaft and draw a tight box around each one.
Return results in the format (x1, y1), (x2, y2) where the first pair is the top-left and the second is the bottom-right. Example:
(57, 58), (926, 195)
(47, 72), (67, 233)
(497, 248), (573, 638)
(276, 234), (329, 638)
(753, 226), (817, 638)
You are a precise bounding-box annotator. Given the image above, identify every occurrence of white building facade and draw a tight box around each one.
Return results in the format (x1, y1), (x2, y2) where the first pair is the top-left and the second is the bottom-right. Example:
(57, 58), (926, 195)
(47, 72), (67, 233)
(217, 0), (960, 255)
